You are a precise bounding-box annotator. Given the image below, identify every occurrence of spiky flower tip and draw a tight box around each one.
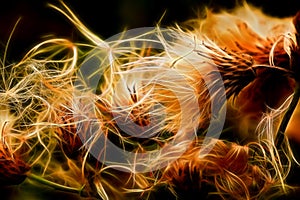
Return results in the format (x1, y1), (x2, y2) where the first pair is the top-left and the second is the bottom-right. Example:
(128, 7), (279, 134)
(0, 145), (30, 185)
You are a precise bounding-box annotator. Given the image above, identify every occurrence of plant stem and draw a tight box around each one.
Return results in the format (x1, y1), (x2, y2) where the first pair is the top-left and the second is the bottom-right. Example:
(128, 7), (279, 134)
(275, 84), (300, 148)
(27, 173), (85, 195)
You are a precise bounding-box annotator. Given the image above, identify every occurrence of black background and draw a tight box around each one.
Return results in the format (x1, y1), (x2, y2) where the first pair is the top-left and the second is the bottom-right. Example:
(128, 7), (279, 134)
(1, 0), (300, 62)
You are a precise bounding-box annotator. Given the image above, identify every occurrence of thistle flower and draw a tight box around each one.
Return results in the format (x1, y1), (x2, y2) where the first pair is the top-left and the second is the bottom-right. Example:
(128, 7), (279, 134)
(159, 138), (289, 200)
(181, 4), (300, 145)
(0, 145), (30, 185)
(192, 3), (296, 102)
(0, 111), (30, 185)
(55, 107), (83, 158)
(0, 1), (299, 199)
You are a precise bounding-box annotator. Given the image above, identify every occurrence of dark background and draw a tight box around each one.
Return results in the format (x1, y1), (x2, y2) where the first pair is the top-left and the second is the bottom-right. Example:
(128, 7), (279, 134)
(1, 0), (300, 62)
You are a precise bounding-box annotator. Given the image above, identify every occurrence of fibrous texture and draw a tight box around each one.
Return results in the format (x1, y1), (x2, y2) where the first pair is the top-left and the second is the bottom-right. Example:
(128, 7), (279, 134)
(1, 1), (300, 200)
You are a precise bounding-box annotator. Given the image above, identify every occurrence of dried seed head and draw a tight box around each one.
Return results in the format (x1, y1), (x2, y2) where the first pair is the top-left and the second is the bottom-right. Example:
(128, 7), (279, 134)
(160, 139), (285, 200)
(0, 146), (30, 185)
(189, 3), (296, 103)
(56, 107), (83, 158)
(0, 110), (30, 185)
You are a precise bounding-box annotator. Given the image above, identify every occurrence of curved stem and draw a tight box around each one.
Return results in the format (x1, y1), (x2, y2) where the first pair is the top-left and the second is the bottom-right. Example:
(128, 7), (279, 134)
(275, 84), (300, 148)
(27, 173), (85, 195)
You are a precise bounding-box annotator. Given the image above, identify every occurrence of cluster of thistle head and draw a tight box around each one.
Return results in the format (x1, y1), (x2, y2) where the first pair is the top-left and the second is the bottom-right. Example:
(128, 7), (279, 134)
(1, 2), (300, 200)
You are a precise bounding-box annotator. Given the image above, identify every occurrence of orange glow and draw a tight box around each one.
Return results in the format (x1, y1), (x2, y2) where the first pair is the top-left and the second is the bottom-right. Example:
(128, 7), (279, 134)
(1, 1), (300, 199)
